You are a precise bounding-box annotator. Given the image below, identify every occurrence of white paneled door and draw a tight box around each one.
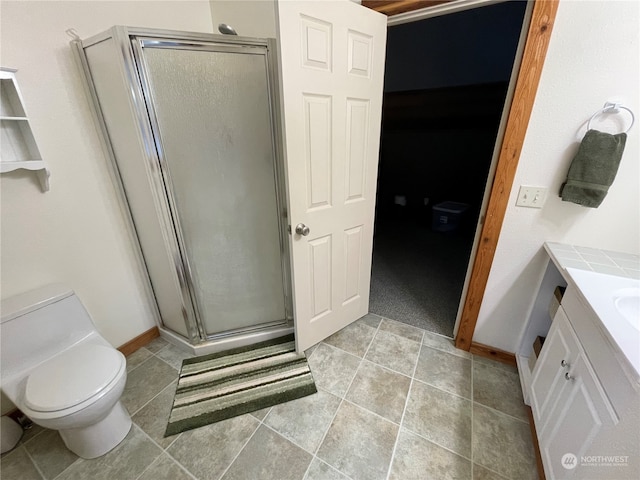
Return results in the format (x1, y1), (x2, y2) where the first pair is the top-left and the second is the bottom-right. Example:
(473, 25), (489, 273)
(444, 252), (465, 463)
(276, 0), (387, 352)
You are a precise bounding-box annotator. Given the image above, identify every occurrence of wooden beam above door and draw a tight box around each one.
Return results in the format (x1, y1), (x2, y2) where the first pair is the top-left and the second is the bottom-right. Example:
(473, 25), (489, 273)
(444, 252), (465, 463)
(362, 0), (453, 16)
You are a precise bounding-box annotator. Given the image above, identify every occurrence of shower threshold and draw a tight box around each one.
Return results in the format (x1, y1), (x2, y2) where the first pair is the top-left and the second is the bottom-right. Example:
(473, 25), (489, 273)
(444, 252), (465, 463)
(158, 322), (295, 357)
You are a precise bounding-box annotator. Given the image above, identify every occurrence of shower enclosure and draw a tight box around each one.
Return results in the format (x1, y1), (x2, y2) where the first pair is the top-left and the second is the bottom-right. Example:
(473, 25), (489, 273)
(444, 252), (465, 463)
(74, 27), (293, 353)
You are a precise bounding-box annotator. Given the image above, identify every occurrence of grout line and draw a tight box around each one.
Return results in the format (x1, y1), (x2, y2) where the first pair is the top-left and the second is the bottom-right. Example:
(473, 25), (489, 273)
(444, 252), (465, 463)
(385, 328), (425, 480)
(310, 317), (381, 471)
(340, 397), (401, 427)
(261, 422), (316, 457)
(19, 445), (48, 480)
(320, 324), (421, 379)
(304, 456), (356, 480)
(130, 424), (197, 480)
(472, 353), (518, 370)
(378, 318), (425, 342)
(391, 377), (475, 463)
(216, 419), (262, 479)
(258, 385), (392, 462)
(301, 456), (315, 480)
(125, 347), (155, 374)
(133, 452), (162, 480)
(421, 340), (473, 360)
(358, 357), (412, 380)
(19, 425), (47, 447)
(51, 458), (82, 480)
(254, 407), (272, 424)
(411, 376), (472, 402)
(128, 377), (178, 417)
(473, 461), (512, 480)
(155, 451), (199, 480)
(311, 370), (353, 457)
(145, 338), (170, 357)
(154, 353), (182, 372)
(421, 329), (455, 341)
(377, 325), (423, 345)
(472, 400), (530, 425)
(401, 425), (473, 463)
(304, 345), (318, 362)
(318, 340), (367, 362)
(317, 382), (400, 426)
(162, 429), (184, 452)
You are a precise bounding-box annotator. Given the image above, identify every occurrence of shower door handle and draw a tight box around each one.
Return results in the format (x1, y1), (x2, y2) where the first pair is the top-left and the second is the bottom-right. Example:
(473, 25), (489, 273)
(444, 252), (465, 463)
(295, 223), (310, 236)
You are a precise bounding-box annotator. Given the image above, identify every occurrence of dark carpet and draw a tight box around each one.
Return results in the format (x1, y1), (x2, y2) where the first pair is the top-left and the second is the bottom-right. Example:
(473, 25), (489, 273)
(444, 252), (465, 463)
(369, 218), (474, 336)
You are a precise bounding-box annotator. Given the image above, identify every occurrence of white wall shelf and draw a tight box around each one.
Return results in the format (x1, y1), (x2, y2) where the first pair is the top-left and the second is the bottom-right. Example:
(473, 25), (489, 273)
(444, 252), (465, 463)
(1, 67), (49, 191)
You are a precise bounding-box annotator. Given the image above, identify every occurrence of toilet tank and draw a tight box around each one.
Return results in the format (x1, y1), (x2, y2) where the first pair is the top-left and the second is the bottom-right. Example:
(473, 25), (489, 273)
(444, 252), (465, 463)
(0, 284), (105, 383)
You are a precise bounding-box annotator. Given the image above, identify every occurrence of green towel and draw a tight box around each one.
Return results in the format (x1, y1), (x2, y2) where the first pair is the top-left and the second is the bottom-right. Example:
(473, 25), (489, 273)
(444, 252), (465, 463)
(560, 129), (627, 208)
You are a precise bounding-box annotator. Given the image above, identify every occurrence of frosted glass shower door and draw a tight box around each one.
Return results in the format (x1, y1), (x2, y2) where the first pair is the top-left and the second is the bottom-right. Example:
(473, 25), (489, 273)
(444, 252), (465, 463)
(140, 42), (287, 337)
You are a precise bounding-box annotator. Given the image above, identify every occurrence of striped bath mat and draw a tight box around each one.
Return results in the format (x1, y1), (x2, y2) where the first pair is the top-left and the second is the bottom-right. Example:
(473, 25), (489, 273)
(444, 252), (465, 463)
(165, 334), (316, 436)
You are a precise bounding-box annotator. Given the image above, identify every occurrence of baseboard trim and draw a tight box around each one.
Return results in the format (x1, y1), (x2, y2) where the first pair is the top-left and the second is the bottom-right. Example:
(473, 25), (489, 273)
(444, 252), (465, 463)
(469, 342), (517, 366)
(117, 326), (160, 356)
(526, 405), (546, 480)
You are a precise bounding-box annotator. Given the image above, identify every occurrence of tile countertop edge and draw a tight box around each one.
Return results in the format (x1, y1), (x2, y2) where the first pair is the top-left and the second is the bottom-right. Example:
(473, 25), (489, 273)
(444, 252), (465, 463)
(544, 242), (640, 281)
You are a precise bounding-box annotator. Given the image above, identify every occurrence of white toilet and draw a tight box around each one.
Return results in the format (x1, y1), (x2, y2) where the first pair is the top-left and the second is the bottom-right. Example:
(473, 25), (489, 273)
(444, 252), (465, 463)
(0, 284), (131, 459)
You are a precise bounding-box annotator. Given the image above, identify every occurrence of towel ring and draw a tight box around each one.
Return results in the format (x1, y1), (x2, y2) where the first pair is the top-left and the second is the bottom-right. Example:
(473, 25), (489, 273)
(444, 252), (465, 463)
(588, 103), (635, 134)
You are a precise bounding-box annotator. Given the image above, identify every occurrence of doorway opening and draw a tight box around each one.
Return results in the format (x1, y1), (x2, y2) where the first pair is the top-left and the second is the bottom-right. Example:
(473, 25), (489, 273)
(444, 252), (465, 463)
(369, 1), (529, 337)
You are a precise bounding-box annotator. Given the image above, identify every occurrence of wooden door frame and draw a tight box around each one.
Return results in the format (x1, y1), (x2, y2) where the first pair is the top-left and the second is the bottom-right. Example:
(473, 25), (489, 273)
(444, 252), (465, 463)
(364, 0), (560, 352)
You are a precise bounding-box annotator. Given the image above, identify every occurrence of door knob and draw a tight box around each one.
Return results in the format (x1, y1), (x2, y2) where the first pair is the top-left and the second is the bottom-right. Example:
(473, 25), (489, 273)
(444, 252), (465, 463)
(295, 223), (310, 236)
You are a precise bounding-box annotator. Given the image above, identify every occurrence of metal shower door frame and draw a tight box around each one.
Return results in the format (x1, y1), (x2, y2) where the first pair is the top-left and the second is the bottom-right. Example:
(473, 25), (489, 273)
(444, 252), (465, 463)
(76, 26), (293, 344)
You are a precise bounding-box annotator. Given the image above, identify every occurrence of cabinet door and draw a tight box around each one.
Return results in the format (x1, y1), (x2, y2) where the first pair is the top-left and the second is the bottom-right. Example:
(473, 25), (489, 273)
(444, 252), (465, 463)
(540, 352), (618, 479)
(530, 308), (578, 428)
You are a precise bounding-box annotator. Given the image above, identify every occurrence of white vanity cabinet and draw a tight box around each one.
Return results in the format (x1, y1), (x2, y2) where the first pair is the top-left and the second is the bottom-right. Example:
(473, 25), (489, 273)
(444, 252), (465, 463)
(518, 244), (640, 479)
(531, 307), (618, 479)
(528, 280), (640, 480)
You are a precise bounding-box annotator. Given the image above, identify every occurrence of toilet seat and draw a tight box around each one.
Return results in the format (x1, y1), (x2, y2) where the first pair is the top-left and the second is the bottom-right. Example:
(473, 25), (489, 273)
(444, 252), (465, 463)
(25, 344), (124, 413)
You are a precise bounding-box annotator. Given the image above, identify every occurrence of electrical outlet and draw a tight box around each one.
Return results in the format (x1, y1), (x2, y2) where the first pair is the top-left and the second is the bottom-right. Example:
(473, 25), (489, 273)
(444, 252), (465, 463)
(516, 186), (547, 208)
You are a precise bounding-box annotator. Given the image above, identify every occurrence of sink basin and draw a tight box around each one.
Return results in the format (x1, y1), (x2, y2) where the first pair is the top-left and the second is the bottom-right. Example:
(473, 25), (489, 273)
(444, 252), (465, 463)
(566, 268), (640, 376)
(614, 288), (640, 331)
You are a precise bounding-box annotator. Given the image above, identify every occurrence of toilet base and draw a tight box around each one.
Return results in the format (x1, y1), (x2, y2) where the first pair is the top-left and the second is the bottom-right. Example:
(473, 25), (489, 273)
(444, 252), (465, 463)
(59, 401), (131, 459)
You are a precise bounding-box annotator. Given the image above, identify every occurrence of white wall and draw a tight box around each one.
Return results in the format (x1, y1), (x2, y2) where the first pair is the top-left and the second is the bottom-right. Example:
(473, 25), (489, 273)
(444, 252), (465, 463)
(0, 1), (213, 353)
(210, 0), (277, 38)
(473, 0), (640, 352)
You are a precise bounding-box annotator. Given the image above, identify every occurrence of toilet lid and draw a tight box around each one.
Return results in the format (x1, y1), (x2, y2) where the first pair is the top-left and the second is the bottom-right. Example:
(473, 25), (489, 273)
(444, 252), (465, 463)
(25, 345), (123, 412)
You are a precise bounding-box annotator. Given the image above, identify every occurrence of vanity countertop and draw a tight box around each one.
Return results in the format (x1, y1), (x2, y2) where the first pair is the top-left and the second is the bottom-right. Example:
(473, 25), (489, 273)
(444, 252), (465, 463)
(566, 267), (640, 377)
(543, 242), (640, 378)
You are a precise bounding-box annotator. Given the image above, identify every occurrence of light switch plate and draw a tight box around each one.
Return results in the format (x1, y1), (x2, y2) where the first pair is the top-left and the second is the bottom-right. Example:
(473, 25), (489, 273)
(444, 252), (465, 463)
(516, 186), (547, 208)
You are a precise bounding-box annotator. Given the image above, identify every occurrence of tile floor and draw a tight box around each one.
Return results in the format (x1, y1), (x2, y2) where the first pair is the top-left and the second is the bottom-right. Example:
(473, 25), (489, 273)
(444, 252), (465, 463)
(1, 314), (537, 480)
